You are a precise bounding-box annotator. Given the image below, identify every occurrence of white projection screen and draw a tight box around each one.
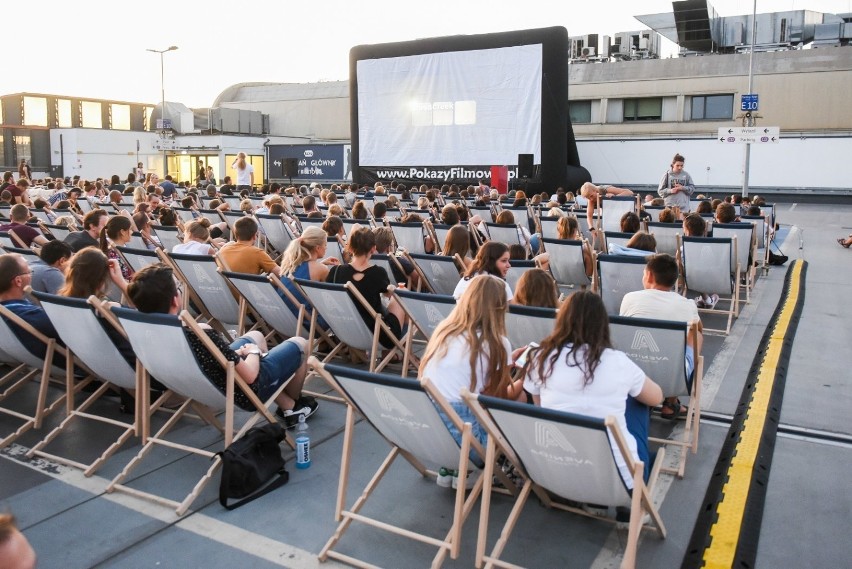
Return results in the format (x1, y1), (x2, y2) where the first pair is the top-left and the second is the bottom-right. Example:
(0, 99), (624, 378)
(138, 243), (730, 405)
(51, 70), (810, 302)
(349, 27), (587, 192)
(357, 45), (542, 167)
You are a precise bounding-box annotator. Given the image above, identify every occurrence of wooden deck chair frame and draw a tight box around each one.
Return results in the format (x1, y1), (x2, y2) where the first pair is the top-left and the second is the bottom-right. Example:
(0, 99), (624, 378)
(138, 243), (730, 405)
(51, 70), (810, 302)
(596, 254), (650, 316)
(0, 303), (80, 449)
(741, 214), (770, 274)
(678, 235), (740, 335)
(293, 279), (407, 374)
(38, 222), (72, 242)
(157, 250), (242, 338)
(463, 392), (666, 569)
(106, 307), (293, 516)
(310, 359), (490, 568)
(391, 289), (456, 376)
(540, 237), (593, 294)
(25, 293), (158, 476)
(405, 252), (464, 295)
(609, 315), (703, 478)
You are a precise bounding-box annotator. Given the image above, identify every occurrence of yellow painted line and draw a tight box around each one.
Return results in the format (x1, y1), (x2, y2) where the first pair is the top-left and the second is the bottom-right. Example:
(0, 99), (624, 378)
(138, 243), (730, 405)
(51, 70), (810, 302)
(702, 261), (803, 569)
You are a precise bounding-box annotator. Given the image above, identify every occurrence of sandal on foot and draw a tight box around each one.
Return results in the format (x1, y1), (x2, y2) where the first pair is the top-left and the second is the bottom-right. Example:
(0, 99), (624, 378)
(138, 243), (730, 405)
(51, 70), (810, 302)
(660, 399), (687, 420)
(838, 238), (851, 249)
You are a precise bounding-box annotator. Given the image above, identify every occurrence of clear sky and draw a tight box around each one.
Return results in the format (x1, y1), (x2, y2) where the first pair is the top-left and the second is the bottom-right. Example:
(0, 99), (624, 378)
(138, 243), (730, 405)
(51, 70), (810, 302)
(4, 0), (849, 109)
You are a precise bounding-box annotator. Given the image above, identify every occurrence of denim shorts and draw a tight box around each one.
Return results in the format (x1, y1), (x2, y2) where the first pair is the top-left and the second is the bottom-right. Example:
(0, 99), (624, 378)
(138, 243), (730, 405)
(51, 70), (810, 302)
(229, 336), (303, 400)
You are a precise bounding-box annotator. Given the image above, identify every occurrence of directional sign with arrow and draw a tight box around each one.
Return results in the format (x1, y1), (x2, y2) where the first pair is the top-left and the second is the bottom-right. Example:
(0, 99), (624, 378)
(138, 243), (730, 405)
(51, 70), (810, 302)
(718, 126), (779, 144)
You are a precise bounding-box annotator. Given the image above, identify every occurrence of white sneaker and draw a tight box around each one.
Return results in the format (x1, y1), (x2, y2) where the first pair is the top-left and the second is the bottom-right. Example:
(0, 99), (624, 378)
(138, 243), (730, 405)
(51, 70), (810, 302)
(707, 294), (720, 309)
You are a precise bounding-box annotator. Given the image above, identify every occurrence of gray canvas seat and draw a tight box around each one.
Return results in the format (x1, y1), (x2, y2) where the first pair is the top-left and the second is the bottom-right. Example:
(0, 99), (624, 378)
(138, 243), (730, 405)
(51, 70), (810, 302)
(712, 222), (756, 303)
(609, 315), (703, 478)
(255, 213), (297, 256)
(647, 221), (680, 257)
(596, 254), (648, 316)
(406, 252), (463, 295)
(160, 250), (242, 338)
(389, 221), (429, 255)
(504, 304), (557, 350)
(463, 393), (666, 569)
(392, 289), (456, 374)
(679, 235), (739, 335)
(116, 246), (160, 274)
(599, 195), (638, 233)
(152, 225), (183, 252)
(504, 260), (538, 292)
(484, 222), (524, 249)
(541, 237), (592, 294)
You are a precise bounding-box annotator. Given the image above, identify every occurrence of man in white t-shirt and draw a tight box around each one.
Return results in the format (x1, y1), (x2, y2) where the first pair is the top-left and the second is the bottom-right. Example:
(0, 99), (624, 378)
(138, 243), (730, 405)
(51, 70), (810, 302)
(619, 253), (701, 420)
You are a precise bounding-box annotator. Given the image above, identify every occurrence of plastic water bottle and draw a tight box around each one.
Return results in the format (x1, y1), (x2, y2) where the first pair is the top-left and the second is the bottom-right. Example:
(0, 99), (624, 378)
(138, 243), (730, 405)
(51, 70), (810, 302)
(295, 415), (311, 469)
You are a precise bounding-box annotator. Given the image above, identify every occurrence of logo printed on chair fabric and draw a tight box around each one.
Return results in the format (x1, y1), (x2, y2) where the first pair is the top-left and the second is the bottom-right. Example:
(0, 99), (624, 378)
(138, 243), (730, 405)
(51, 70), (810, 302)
(630, 329), (660, 353)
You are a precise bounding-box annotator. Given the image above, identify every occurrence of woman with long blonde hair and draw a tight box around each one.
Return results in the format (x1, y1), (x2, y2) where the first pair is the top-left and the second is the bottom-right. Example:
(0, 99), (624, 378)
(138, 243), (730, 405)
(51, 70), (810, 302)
(232, 152), (254, 192)
(279, 226), (339, 281)
(441, 224), (473, 269)
(419, 275), (522, 476)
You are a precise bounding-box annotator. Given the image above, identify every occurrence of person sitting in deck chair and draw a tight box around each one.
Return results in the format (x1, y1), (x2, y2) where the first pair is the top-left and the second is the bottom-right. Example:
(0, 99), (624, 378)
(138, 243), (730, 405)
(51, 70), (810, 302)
(218, 217), (282, 276)
(619, 253), (702, 421)
(681, 212), (719, 309)
(126, 264), (316, 428)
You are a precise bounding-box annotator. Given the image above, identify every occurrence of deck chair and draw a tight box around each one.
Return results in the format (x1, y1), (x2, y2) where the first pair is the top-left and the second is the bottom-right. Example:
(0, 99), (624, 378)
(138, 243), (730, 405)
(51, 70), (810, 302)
(741, 214), (770, 272)
(604, 230), (635, 251)
(538, 216), (562, 240)
(39, 223), (72, 242)
(219, 210), (247, 234)
(502, 206), (535, 234)
(0, 304), (72, 448)
(171, 207), (197, 224)
(504, 260), (537, 292)
(372, 253), (407, 287)
(596, 254), (649, 316)
(429, 222), (465, 251)
(389, 221), (429, 255)
(712, 222), (756, 304)
(504, 304), (557, 350)
(0, 232), (16, 249)
(220, 271), (307, 342)
(294, 279), (406, 373)
(152, 225), (183, 252)
(26, 293), (151, 476)
(198, 208), (225, 227)
(484, 222), (524, 249)
(106, 307), (291, 516)
(113, 203), (136, 216)
(256, 213), (297, 256)
(115, 246), (160, 274)
(599, 195), (639, 233)
(126, 231), (150, 250)
(679, 236), (739, 335)
(463, 393), (666, 569)
(609, 315), (703, 478)
(647, 222), (680, 257)
(311, 360), (488, 568)
(159, 251), (242, 338)
(540, 237), (592, 294)
(29, 209), (53, 224)
(392, 289), (456, 375)
(406, 252), (463, 295)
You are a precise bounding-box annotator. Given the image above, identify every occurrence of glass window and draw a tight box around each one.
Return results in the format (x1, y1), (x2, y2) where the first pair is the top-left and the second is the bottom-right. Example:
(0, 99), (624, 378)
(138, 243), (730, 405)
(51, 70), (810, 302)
(569, 100), (592, 124)
(23, 96), (48, 127)
(111, 103), (131, 130)
(81, 101), (103, 128)
(15, 135), (32, 162)
(57, 99), (72, 127)
(144, 106), (155, 131)
(691, 94), (733, 120)
(623, 98), (662, 121)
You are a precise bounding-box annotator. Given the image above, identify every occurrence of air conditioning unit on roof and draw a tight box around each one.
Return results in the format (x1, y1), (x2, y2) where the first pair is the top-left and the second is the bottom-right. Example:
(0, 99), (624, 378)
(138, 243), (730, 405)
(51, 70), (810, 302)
(581, 47), (596, 56)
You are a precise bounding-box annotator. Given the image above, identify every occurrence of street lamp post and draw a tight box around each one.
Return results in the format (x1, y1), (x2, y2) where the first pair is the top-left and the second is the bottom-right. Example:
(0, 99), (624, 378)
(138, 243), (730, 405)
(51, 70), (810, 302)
(146, 45), (178, 177)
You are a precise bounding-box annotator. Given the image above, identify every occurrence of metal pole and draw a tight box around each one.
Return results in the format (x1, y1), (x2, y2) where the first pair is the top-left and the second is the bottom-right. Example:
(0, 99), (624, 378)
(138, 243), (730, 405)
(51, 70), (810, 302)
(741, 0), (757, 198)
(160, 51), (166, 177)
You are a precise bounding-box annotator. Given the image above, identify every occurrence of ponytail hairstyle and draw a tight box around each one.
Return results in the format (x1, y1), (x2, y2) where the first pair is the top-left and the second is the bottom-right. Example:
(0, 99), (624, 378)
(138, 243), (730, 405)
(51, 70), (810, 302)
(99, 215), (132, 253)
(556, 215), (580, 240)
(280, 226), (326, 277)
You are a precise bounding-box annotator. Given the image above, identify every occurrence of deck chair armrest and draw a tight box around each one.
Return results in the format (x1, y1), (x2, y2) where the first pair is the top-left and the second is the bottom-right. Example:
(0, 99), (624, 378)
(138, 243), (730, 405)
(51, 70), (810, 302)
(606, 415), (643, 478)
(87, 295), (129, 340)
(0, 302), (68, 357)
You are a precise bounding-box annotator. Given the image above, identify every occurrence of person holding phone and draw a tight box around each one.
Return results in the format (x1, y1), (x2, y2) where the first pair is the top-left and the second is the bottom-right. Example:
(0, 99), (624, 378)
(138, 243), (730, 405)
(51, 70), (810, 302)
(658, 153), (695, 212)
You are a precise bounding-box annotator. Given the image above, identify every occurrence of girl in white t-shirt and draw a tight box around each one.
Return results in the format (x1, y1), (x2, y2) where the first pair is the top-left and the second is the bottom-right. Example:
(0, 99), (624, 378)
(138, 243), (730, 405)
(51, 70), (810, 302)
(452, 241), (513, 301)
(420, 275), (522, 468)
(524, 290), (663, 488)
